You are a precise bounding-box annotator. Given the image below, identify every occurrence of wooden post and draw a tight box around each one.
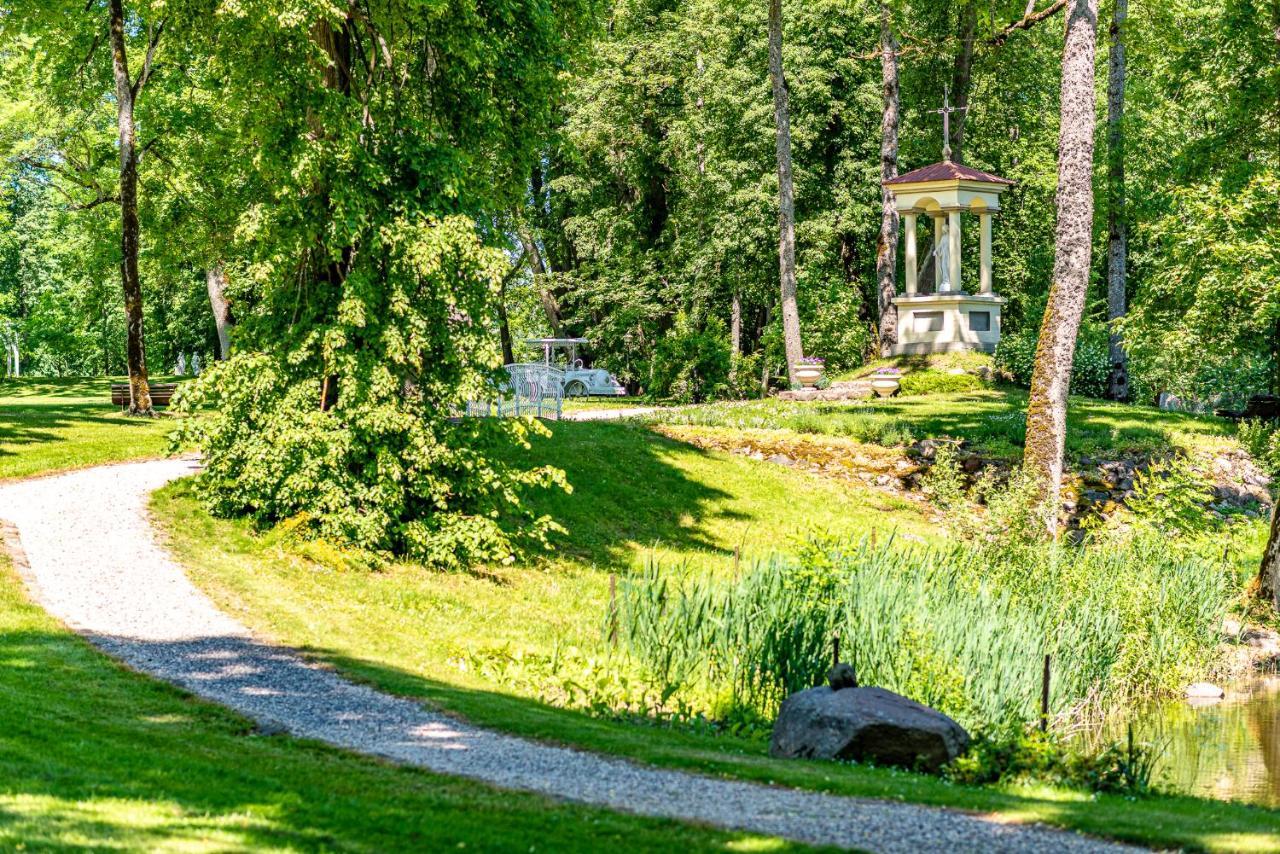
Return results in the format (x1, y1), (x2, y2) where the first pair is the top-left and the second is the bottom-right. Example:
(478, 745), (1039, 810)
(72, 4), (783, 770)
(832, 635), (840, 667)
(1040, 654), (1051, 732)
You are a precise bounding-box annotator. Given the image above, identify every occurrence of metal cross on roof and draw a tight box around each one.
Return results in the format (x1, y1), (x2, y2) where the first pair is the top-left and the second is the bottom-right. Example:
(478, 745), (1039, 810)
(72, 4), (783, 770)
(931, 85), (968, 163)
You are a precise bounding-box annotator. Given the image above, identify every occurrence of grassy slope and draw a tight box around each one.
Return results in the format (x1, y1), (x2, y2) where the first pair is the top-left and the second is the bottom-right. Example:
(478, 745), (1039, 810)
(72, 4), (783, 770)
(0, 560), (792, 853)
(0, 378), (792, 852)
(0, 377), (173, 481)
(154, 416), (1280, 852)
(650, 389), (1238, 461)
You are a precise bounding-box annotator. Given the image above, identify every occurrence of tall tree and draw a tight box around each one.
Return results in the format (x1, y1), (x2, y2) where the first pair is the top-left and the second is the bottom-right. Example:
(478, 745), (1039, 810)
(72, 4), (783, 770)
(1105, 0), (1128, 401)
(1023, 0), (1100, 529)
(205, 265), (232, 360)
(948, 1), (976, 165)
(1262, 500), (1280, 609)
(768, 0), (804, 383)
(875, 1), (900, 356)
(107, 0), (158, 415)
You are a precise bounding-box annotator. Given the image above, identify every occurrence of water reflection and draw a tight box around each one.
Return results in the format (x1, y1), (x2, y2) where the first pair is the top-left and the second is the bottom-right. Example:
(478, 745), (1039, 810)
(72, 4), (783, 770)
(1092, 678), (1280, 808)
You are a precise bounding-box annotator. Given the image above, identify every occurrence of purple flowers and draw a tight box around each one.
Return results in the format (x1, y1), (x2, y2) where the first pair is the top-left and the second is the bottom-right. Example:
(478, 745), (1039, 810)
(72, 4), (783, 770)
(797, 356), (825, 366)
(873, 367), (902, 376)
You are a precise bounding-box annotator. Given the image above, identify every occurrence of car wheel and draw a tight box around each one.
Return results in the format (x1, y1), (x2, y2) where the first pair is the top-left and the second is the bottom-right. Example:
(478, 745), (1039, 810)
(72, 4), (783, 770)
(565, 380), (588, 397)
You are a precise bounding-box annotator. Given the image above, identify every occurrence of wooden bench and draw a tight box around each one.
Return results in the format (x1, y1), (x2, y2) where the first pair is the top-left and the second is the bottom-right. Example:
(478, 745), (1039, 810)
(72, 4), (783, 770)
(1216, 395), (1280, 422)
(111, 382), (178, 408)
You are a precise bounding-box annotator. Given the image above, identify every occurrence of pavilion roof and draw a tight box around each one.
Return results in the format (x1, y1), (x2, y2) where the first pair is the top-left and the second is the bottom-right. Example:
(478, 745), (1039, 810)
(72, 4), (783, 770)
(885, 161), (1013, 186)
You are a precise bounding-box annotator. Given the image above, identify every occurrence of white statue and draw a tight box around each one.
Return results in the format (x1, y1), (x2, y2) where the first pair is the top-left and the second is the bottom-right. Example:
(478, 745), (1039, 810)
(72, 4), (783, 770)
(936, 222), (951, 291)
(176, 352), (187, 375)
(191, 352), (202, 376)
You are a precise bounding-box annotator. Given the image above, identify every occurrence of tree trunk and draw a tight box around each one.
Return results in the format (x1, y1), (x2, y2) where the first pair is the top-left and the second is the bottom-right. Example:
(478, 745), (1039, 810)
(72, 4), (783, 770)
(516, 225), (565, 338)
(497, 272), (515, 366)
(206, 265), (233, 360)
(730, 291), (742, 356)
(1105, 0), (1129, 401)
(876, 1), (900, 357)
(1024, 0), (1100, 532)
(108, 0), (152, 415)
(768, 0), (804, 384)
(1260, 500), (1280, 608)
(949, 1), (977, 164)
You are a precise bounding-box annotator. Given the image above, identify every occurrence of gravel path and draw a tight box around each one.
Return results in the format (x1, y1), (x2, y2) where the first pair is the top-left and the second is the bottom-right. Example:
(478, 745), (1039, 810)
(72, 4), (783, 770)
(0, 460), (1137, 853)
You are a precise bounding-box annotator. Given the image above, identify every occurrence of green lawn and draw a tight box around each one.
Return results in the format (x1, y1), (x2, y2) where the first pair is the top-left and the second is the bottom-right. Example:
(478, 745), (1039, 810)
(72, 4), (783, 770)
(153, 420), (1280, 853)
(0, 377), (173, 481)
(0, 559), (795, 852)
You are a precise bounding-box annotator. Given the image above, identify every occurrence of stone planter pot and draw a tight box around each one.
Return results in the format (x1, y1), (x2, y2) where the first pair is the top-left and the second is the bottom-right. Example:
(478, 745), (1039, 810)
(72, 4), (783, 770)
(871, 377), (900, 398)
(794, 364), (825, 388)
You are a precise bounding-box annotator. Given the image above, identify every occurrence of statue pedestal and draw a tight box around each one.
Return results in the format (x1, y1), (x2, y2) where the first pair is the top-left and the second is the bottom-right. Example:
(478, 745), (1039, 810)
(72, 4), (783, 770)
(891, 293), (1003, 356)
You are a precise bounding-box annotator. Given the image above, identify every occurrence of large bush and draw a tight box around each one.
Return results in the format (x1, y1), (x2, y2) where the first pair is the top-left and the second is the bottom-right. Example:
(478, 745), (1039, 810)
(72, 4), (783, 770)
(173, 219), (568, 570)
(994, 321), (1110, 398)
(648, 313), (732, 403)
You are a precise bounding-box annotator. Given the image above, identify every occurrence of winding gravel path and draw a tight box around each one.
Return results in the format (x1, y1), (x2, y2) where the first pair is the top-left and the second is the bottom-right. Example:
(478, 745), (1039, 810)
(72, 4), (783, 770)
(0, 459), (1136, 853)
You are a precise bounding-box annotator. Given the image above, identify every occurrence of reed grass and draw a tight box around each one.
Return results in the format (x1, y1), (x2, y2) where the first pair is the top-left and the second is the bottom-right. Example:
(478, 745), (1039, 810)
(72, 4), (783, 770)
(617, 534), (1232, 731)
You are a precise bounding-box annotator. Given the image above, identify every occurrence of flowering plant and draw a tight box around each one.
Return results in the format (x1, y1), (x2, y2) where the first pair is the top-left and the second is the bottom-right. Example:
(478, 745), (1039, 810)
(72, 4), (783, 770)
(797, 356), (825, 366)
(873, 367), (902, 376)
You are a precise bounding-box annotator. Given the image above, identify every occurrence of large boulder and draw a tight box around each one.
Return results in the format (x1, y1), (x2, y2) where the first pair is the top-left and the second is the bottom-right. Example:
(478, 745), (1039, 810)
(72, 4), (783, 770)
(769, 686), (970, 772)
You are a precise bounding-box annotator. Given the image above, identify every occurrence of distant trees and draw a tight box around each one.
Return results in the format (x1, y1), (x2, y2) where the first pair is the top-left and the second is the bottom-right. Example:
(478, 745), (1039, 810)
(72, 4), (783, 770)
(1024, 0), (1100, 528)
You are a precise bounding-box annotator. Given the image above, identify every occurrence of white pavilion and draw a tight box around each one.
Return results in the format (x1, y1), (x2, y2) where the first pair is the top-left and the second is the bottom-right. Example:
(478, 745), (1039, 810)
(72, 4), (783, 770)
(883, 157), (1012, 356)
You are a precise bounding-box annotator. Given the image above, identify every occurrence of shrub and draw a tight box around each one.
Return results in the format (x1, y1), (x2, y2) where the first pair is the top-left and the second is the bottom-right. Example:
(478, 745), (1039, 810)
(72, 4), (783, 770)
(946, 726), (1161, 795)
(648, 314), (732, 404)
(170, 217), (569, 571)
(1238, 419), (1280, 478)
(994, 322), (1110, 398)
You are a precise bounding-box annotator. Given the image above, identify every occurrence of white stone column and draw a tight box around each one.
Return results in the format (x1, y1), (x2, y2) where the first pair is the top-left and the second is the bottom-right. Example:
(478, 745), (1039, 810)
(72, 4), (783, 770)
(933, 215), (945, 291)
(979, 212), (993, 294)
(903, 213), (918, 295)
(947, 210), (962, 294)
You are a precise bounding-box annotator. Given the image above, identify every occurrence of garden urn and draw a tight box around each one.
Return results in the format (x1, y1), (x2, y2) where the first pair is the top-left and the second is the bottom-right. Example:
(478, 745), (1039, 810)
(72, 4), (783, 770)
(794, 360), (825, 388)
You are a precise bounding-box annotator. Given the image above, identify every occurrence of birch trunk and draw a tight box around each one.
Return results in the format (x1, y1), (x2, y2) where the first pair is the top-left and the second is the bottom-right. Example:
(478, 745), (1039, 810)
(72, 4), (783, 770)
(769, 0), (804, 383)
(1024, 0), (1100, 532)
(1105, 0), (1129, 401)
(206, 265), (233, 360)
(876, 2), (900, 357)
(730, 291), (742, 356)
(1261, 501), (1280, 608)
(108, 0), (153, 415)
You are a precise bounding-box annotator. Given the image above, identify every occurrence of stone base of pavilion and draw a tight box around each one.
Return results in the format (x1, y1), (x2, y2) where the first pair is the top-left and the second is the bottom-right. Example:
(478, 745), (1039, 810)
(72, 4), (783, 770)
(891, 292), (1003, 356)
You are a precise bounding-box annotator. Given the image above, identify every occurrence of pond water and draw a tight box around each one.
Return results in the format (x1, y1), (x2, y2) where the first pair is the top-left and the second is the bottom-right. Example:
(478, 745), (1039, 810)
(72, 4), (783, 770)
(1090, 678), (1280, 808)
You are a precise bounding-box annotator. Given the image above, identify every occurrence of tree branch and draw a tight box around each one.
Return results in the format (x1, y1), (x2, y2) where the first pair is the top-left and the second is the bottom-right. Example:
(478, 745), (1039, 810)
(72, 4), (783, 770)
(988, 0), (1068, 48)
(131, 17), (166, 99)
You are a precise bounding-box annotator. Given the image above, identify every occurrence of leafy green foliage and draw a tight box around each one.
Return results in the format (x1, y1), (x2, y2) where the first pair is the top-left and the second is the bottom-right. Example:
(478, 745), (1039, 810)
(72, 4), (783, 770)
(897, 370), (986, 396)
(994, 322), (1110, 399)
(1238, 419), (1280, 478)
(648, 313), (732, 403)
(946, 727), (1161, 796)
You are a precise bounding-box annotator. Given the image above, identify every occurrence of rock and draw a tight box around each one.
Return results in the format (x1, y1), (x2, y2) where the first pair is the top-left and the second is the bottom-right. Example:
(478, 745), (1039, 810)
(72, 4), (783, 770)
(767, 454), (795, 467)
(1222, 617), (1242, 637)
(1081, 489), (1110, 504)
(961, 456), (983, 474)
(875, 474), (891, 486)
(1184, 682), (1225, 699)
(827, 662), (858, 690)
(769, 686), (970, 772)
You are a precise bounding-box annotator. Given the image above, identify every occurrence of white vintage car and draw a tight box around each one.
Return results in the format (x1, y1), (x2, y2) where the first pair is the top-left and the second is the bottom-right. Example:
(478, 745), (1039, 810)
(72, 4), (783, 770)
(525, 338), (627, 397)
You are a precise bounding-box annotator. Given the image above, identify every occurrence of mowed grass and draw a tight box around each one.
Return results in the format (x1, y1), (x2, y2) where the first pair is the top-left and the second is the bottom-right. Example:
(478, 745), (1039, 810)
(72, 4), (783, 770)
(0, 560), (798, 852)
(650, 389), (1238, 461)
(154, 420), (1280, 852)
(0, 377), (174, 481)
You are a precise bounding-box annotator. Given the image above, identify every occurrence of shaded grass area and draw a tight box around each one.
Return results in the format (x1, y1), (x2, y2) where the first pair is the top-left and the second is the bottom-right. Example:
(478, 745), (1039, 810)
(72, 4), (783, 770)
(650, 390), (1237, 461)
(0, 555), (799, 852)
(155, 422), (1280, 852)
(0, 377), (174, 481)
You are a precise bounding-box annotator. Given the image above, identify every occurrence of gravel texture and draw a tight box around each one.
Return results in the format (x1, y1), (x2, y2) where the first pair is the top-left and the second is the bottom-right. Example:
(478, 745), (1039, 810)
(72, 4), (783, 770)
(1, 459), (1138, 853)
